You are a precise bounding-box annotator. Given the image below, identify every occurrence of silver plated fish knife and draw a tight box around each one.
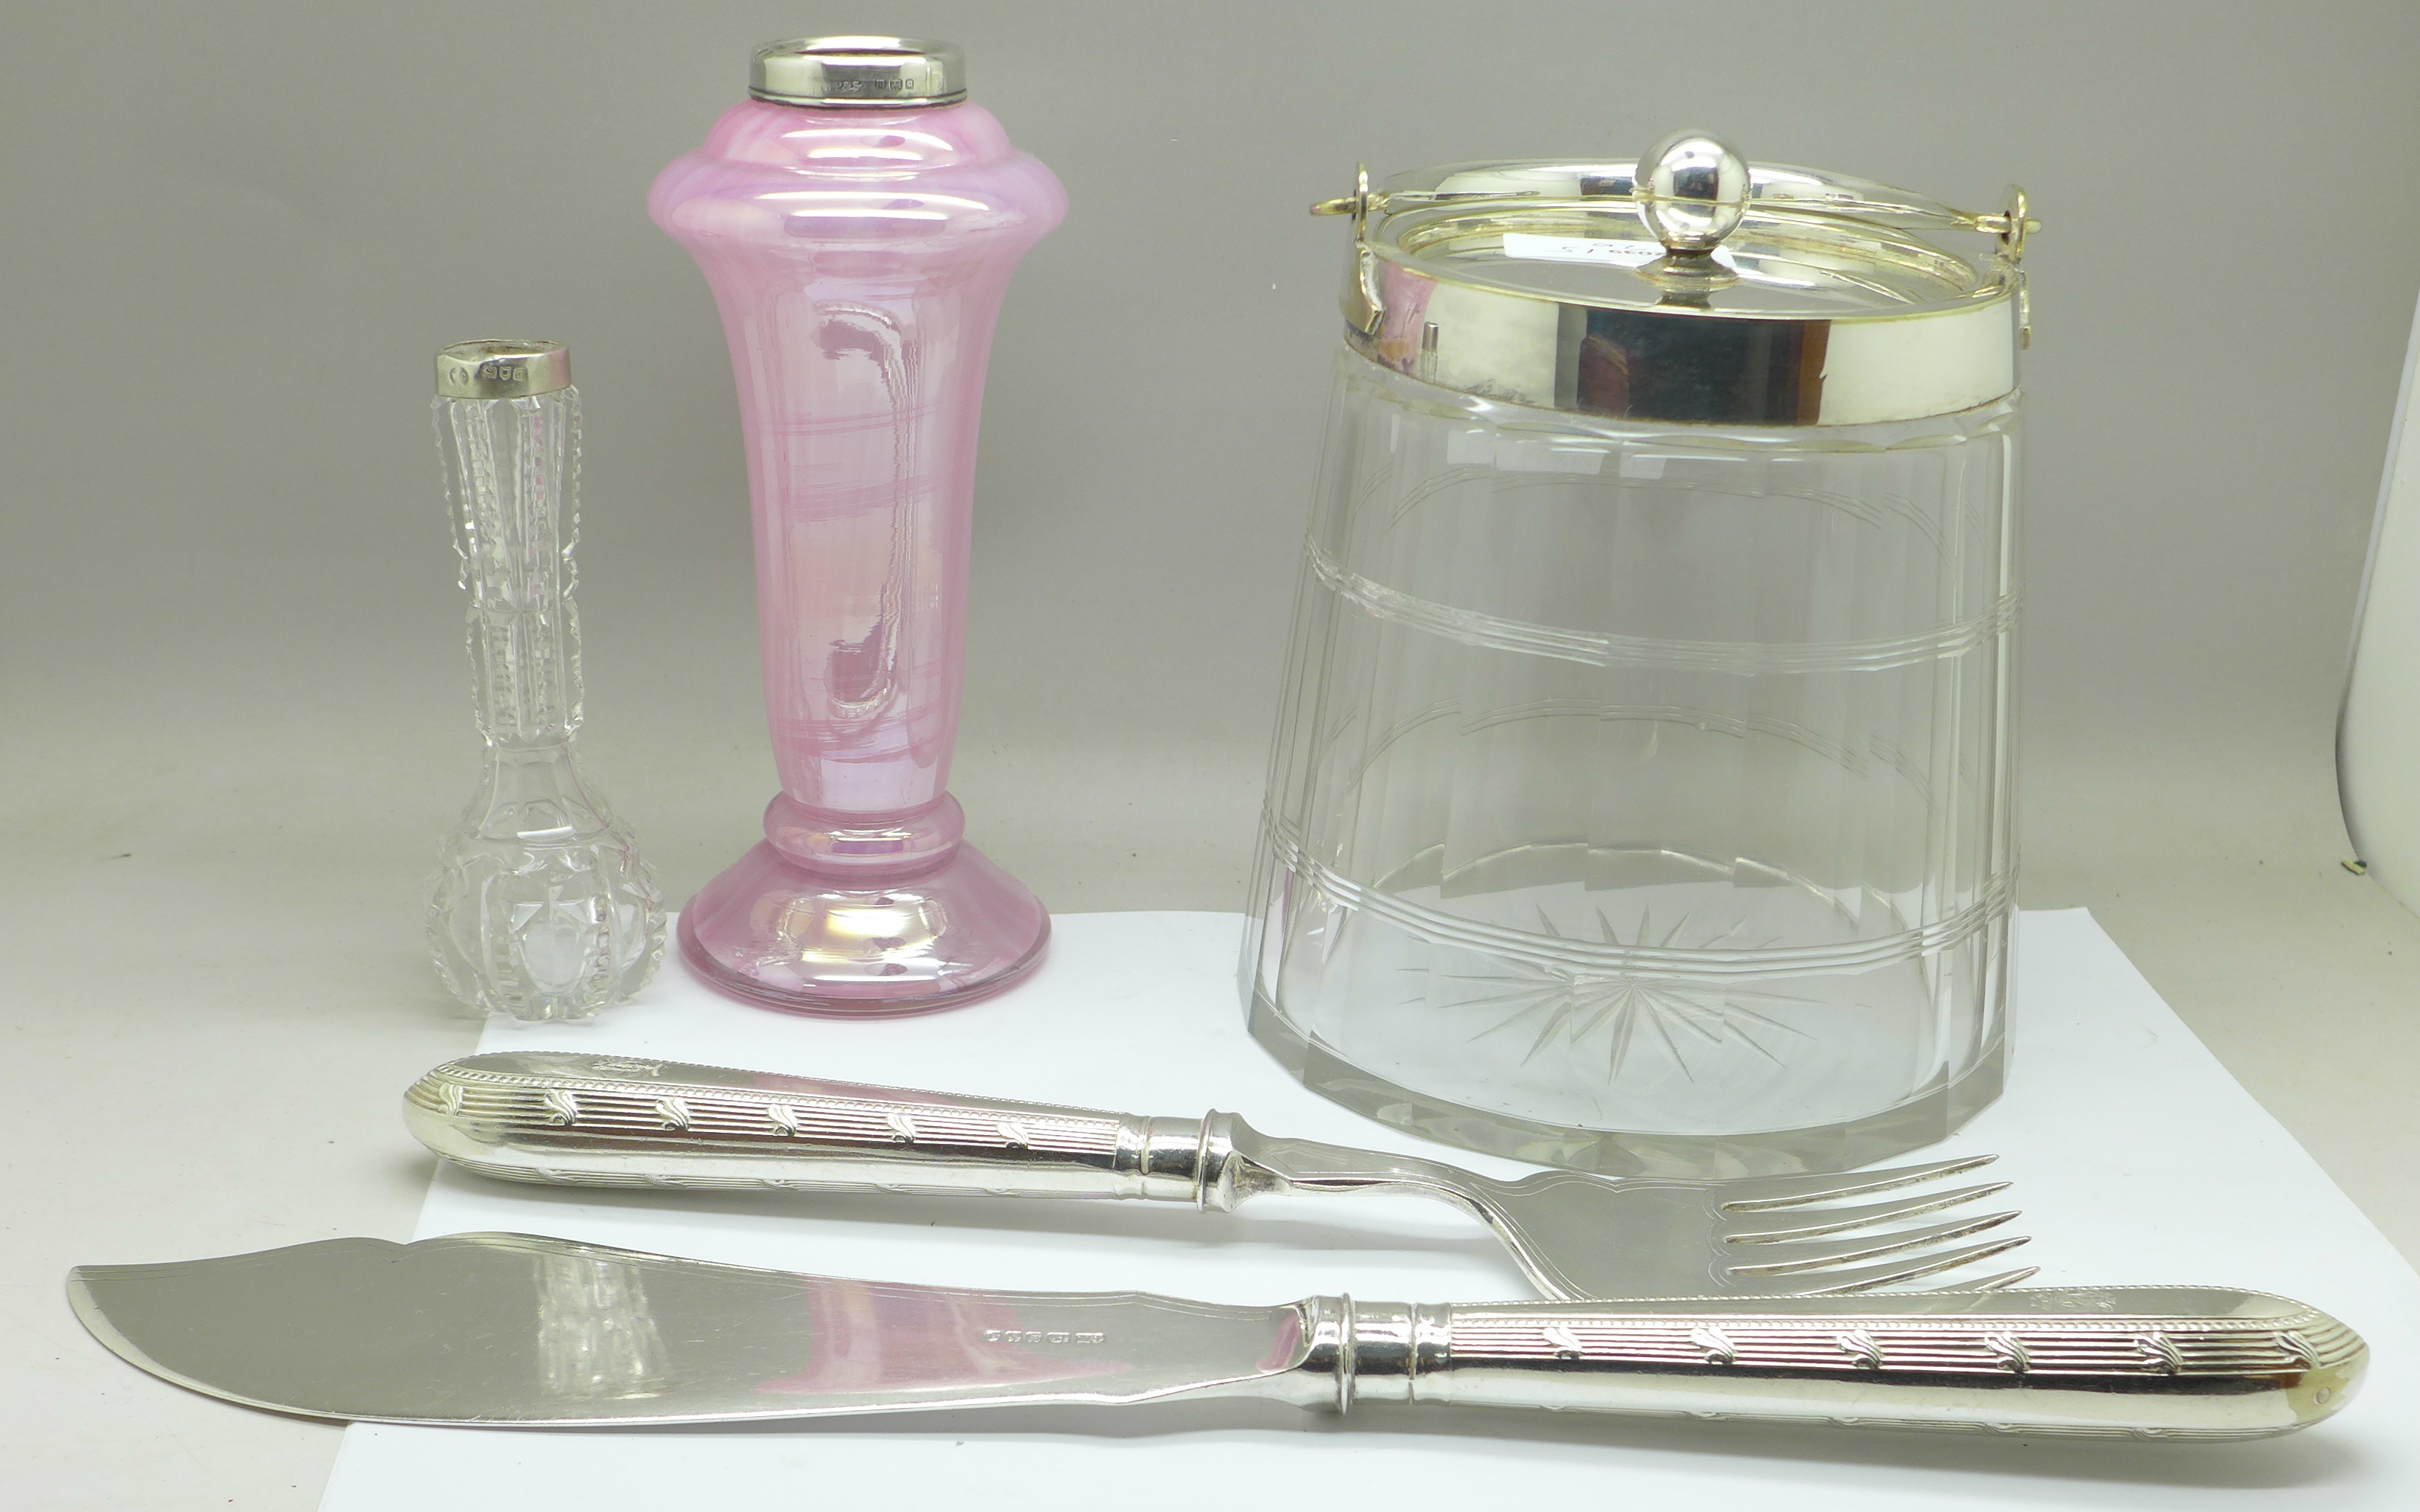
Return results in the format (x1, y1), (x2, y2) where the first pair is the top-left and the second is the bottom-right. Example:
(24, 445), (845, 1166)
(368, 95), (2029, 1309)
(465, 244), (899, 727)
(68, 1233), (2359, 1439)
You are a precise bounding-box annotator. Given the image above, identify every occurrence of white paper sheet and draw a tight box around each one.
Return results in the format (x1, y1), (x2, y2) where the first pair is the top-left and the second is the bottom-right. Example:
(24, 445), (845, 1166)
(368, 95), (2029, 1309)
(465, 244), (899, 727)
(322, 910), (2419, 1509)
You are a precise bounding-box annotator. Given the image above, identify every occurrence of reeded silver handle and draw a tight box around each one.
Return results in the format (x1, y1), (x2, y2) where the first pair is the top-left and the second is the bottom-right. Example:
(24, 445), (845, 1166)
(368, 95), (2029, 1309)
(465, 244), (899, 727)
(405, 1052), (1246, 1203)
(1319, 1287), (2363, 1438)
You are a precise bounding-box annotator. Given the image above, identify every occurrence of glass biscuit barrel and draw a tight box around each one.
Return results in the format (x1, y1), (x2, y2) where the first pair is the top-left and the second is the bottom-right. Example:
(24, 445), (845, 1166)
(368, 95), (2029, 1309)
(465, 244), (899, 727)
(1244, 135), (2035, 1174)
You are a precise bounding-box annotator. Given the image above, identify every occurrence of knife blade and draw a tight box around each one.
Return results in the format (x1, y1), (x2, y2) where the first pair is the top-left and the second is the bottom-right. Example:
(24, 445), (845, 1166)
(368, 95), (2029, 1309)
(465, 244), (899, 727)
(67, 1233), (2360, 1439)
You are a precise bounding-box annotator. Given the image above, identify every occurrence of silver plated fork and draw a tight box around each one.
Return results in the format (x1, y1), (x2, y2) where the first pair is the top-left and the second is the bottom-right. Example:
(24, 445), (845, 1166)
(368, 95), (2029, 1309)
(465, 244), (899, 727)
(405, 1052), (2032, 1299)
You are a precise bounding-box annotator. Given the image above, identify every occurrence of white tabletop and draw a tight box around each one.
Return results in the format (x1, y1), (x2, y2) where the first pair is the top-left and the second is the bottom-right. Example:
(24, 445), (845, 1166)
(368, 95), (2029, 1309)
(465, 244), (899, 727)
(305, 910), (2419, 1511)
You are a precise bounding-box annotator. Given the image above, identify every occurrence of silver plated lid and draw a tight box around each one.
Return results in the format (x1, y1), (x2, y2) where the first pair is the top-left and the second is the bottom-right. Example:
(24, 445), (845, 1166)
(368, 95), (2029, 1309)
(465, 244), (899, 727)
(435, 339), (570, 400)
(750, 36), (966, 108)
(1314, 132), (2038, 427)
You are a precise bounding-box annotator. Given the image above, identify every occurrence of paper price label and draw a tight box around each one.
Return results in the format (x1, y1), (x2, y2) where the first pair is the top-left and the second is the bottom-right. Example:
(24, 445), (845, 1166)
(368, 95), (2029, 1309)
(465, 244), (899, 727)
(1500, 232), (1739, 271)
(1500, 231), (1663, 267)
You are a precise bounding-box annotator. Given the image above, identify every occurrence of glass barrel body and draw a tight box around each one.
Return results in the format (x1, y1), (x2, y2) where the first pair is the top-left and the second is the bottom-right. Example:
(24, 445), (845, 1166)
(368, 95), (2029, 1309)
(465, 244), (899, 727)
(1245, 353), (2019, 1174)
(426, 376), (664, 1020)
(650, 95), (1062, 1012)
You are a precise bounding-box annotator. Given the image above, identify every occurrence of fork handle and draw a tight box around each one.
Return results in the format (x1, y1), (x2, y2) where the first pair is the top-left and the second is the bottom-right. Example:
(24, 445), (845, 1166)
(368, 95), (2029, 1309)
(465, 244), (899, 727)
(404, 1052), (1264, 1206)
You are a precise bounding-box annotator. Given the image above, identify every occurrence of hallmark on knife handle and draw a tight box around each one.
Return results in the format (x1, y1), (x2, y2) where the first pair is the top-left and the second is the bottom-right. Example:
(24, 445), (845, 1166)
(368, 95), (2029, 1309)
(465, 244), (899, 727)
(981, 1329), (1108, 1345)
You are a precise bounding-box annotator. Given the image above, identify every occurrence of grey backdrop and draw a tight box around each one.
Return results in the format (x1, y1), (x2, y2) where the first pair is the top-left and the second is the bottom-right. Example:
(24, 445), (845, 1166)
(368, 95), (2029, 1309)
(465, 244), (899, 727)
(7, 4), (2420, 1502)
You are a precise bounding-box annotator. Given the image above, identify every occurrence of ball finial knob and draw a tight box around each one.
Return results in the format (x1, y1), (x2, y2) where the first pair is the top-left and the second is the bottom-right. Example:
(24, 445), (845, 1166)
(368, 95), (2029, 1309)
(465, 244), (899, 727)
(1637, 131), (1750, 254)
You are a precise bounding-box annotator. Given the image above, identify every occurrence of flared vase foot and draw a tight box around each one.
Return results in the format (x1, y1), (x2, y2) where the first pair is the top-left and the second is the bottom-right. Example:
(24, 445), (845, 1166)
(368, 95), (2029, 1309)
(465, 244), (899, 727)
(678, 839), (1048, 1016)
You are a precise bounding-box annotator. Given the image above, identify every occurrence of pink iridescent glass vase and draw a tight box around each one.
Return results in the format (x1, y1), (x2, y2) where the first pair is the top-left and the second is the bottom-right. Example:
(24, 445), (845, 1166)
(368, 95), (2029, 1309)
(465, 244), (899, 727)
(649, 38), (1062, 1014)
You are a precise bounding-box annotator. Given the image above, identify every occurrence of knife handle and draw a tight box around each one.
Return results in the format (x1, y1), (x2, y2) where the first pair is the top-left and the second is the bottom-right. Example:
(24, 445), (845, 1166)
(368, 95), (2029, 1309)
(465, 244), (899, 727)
(1307, 1288), (2364, 1439)
(405, 1052), (1254, 1205)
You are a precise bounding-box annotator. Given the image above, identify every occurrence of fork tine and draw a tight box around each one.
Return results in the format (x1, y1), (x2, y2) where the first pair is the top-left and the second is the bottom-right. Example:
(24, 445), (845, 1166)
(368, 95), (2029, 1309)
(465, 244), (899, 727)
(1721, 1180), (2012, 1243)
(1717, 1154), (1999, 1212)
(1727, 1209), (2021, 1276)
(1766, 1234), (2032, 1294)
(1934, 1266), (2041, 1292)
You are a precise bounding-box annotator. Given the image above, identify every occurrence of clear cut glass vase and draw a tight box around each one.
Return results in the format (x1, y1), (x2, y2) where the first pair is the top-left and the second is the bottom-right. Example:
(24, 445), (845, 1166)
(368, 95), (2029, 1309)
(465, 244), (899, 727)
(425, 340), (664, 1022)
